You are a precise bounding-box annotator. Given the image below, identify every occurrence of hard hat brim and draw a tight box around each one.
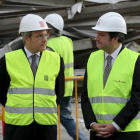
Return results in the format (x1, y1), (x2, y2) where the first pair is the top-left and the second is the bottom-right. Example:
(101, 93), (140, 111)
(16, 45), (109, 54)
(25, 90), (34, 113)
(19, 27), (51, 34)
(92, 27), (127, 34)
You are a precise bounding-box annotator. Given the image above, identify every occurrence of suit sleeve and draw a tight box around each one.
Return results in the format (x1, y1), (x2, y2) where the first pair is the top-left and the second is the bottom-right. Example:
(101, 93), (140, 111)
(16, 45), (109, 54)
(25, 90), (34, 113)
(81, 68), (97, 130)
(55, 56), (65, 105)
(113, 56), (140, 130)
(0, 56), (10, 106)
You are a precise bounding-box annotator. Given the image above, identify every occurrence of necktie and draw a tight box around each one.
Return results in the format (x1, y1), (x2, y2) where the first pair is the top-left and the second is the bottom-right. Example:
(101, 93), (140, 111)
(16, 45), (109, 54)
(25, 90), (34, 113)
(31, 54), (37, 77)
(103, 55), (113, 87)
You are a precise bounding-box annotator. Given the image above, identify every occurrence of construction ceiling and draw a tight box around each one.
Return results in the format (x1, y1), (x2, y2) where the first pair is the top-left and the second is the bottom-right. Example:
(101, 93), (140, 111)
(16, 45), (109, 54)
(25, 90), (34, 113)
(0, 0), (140, 68)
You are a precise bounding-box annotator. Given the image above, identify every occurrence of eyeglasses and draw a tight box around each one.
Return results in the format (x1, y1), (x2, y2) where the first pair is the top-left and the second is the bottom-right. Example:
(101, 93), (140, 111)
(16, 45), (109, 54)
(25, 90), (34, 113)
(33, 34), (49, 40)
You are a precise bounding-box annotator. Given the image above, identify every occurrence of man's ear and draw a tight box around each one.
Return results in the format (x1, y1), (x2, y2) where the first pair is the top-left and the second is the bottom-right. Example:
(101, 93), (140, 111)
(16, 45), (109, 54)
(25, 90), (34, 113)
(24, 35), (30, 43)
(112, 36), (119, 42)
(47, 29), (51, 38)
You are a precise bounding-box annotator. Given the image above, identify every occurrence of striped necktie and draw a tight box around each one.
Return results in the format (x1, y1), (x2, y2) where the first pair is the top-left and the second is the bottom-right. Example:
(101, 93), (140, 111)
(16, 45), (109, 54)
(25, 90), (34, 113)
(103, 55), (113, 87)
(31, 54), (37, 77)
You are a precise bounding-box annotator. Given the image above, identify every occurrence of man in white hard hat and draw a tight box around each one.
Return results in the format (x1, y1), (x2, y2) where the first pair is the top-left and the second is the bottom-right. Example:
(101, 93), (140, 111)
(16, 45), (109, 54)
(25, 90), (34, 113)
(81, 12), (140, 140)
(0, 14), (64, 140)
(44, 13), (87, 140)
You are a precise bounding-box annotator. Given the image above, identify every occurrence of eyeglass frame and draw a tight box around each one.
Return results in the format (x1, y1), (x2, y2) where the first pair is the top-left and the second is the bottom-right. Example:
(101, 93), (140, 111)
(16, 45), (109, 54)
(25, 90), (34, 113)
(33, 34), (50, 40)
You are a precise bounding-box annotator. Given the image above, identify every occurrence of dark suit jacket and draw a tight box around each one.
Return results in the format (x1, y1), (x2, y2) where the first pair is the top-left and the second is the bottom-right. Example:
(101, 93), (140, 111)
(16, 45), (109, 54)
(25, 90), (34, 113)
(81, 46), (140, 140)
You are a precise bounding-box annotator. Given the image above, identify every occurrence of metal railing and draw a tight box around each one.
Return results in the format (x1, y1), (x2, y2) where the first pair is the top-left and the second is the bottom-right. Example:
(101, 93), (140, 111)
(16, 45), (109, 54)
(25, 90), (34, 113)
(58, 76), (84, 140)
(0, 106), (5, 136)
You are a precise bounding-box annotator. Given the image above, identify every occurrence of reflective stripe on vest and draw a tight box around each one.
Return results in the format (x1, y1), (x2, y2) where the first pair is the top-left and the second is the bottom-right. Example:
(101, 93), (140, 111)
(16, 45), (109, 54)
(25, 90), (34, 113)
(8, 88), (55, 95)
(95, 113), (140, 121)
(87, 48), (140, 132)
(5, 106), (57, 114)
(89, 96), (130, 104)
(65, 62), (74, 68)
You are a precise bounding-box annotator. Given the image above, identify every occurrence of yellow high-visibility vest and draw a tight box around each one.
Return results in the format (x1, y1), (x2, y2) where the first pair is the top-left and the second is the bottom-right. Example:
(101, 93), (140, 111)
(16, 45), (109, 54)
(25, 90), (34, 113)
(5, 49), (60, 125)
(87, 48), (140, 132)
(47, 36), (74, 97)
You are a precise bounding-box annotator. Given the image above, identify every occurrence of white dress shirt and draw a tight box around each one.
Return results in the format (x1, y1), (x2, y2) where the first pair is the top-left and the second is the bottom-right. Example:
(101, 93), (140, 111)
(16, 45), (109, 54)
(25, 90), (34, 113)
(90, 44), (122, 131)
(104, 44), (122, 69)
(24, 46), (40, 66)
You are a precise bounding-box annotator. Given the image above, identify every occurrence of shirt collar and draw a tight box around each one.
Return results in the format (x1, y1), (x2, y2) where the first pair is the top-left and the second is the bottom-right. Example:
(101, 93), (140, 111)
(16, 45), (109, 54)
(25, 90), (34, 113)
(105, 44), (122, 60)
(24, 46), (40, 58)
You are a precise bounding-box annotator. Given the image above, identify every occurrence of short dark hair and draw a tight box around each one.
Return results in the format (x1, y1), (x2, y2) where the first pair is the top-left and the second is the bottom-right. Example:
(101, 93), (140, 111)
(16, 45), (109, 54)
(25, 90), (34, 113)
(108, 32), (125, 43)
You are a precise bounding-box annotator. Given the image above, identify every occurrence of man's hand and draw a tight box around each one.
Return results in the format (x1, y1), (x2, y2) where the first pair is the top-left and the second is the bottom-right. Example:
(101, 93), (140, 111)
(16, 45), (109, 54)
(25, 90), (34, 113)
(91, 123), (117, 138)
(91, 123), (113, 138)
(100, 123), (117, 134)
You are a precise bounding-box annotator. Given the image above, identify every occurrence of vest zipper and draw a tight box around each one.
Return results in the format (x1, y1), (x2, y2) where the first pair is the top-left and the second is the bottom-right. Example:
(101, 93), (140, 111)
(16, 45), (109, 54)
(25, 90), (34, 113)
(33, 66), (37, 120)
(33, 77), (35, 120)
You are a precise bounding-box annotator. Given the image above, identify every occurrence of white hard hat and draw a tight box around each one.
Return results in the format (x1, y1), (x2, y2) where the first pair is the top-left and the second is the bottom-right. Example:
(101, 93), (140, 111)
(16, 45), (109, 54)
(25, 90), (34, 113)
(92, 12), (127, 34)
(19, 14), (50, 34)
(44, 13), (64, 32)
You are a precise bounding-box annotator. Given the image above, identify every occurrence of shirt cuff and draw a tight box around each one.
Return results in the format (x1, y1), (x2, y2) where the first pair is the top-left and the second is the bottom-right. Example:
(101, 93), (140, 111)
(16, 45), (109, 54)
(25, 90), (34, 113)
(112, 121), (121, 131)
(90, 122), (97, 128)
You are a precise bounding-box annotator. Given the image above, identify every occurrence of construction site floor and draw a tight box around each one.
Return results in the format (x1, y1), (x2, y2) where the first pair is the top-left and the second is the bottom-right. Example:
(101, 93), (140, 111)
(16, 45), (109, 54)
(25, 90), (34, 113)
(0, 102), (90, 140)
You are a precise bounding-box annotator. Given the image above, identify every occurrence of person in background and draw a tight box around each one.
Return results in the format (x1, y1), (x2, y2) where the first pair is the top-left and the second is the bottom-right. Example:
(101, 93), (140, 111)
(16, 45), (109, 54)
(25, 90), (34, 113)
(81, 12), (140, 140)
(0, 14), (65, 140)
(44, 13), (87, 140)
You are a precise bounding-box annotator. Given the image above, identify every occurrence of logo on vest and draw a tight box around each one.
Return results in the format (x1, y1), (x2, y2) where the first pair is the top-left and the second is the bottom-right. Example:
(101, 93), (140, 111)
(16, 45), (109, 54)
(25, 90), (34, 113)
(113, 80), (126, 83)
(44, 75), (48, 81)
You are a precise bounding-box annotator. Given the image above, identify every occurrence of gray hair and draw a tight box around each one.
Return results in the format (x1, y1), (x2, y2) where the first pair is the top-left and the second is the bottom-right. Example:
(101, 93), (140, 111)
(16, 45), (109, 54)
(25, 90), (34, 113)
(47, 23), (61, 37)
(21, 32), (32, 43)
